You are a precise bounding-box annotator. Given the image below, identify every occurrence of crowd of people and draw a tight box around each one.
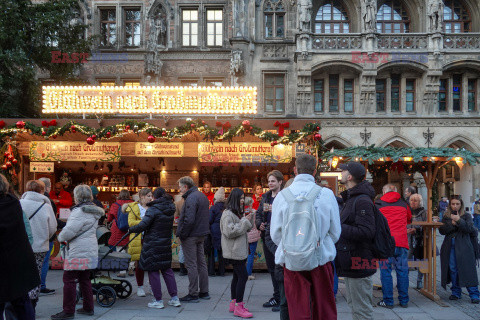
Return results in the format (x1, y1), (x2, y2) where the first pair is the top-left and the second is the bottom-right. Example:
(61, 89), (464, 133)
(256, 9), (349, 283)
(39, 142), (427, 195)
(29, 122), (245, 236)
(1, 153), (480, 320)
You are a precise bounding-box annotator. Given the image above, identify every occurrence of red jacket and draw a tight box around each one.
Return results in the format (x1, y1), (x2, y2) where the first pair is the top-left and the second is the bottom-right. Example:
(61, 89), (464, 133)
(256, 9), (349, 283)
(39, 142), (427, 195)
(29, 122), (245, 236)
(204, 191), (215, 206)
(376, 192), (412, 249)
(108, 199), (134, 247)
(252, 193), (263, 211)
(49, 189), (73, 214)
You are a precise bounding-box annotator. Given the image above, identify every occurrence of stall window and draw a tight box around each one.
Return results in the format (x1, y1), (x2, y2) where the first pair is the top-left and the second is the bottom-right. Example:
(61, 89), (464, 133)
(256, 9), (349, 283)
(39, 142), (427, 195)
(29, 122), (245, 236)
(391, 75), (400, 112)
(314, 80), (324, 112)
(468, 79), (476, 111)
(264, 0), (285, 38)
(124, 81), (140, 87)
(376, 79), (386, 112)
(344, 79), (354, 112)
(182, 9), (198, 46)
(438, 79), (448, 111)
(206, 9), (223, 47)
(100, 9), (117, 46)
(376, 1), (410, 33)
(315, 1), (349, 34)
(406, 79), (415, 111)
(99, 80), (116, 86)
(329, 75), (339, 112)
(264, 74), (285, 113)
(453, 75), (462, 111)
(205, 79), (223, 87)
(444, 0), (471, 33)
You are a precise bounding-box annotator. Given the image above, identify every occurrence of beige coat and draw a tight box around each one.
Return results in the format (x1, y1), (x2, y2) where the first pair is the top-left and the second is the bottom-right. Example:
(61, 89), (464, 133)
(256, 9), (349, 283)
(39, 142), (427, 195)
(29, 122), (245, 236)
(220, 209), (252, 260)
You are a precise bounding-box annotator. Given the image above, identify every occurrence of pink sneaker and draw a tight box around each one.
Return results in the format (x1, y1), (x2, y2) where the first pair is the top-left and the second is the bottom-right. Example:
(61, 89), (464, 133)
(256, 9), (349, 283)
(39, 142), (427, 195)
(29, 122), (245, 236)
(229, 299), (236, 312)
(234, 302), (253, 318)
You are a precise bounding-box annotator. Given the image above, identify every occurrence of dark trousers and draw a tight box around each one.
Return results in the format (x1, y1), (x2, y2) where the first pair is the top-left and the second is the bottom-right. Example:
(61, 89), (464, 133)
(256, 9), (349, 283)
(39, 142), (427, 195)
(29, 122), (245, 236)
(0, 295), (35, 320)
(148, 269), (178, 301)
(230, 260), (248, 303)
(182, 236), (209, 296)
(284, 263), (337, 320)
(278, 281), (289, 320)
(134, 261), (145, 286)
(208, 248), (225, 276)
(262, 238), (280, 301)
(63, 270), (94, 314)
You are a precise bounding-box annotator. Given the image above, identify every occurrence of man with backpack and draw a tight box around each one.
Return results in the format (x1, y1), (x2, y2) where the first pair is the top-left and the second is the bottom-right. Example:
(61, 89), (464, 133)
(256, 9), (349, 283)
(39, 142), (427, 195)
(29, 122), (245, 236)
(335, 162), (377, 320)
(271, 154), (341, 319)
(375, 184), (412, 309)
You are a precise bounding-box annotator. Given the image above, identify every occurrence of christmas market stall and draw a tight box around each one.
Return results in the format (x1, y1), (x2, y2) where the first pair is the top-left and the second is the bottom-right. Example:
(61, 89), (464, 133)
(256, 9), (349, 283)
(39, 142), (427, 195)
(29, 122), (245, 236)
(323, 145), (480, 301)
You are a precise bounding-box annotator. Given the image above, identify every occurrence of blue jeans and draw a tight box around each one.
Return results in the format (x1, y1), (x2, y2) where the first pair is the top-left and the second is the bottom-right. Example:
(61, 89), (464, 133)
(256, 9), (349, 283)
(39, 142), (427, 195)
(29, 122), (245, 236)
(473, 214), (480, 231)
(439, 210), (445, 222)
(333, 261), (338, 297)
(449, 238), (480, 299)
(40, 241), (54, 289)
(380, 247), (409, 306)
(246, 242), (258, 276)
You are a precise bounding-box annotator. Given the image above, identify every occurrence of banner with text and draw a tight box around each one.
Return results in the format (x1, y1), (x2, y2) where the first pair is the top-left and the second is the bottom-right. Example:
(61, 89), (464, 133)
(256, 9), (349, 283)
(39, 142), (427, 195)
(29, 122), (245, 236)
(29, 141), (121, 162)
(135, 142), (184, 157)
(30, 162), (55, 173)
(198, 142), (292, 164)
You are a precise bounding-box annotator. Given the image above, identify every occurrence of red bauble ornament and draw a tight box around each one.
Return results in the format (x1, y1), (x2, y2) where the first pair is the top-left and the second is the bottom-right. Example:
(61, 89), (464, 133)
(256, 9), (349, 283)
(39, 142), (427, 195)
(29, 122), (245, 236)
(202, 121), (206, 125)
(16, 121), (25, 129)
(86, 137), (95, 145)
(92, 134), (97, 140)
(41, 130), (46, 136)
(12, 159), (17, 165)
(1, 164), (7, 170)
(4, 152), (9, 157)
(105, 132), (111, 138)
(125, 125), (131, 130)
(190, 123), (195, 129)
(0, 120), (5, 129)
(314, 133), (322, 141)
(148, 135), (156, 143)
(271, 141), (278, 146)
(242, 120), (250, 127)
(52, 135), (57, 139)
(162, 131), (167, 137)
(316, 126), (320, 130)
(8, 155), (14, 161)
(5, 161), (12, 168)
(70, 125), (76, 133)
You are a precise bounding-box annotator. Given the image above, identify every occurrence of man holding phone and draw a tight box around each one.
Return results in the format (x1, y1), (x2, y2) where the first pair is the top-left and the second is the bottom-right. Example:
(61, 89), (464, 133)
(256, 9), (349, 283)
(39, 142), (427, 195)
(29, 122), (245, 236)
(255, 170), (283, 311)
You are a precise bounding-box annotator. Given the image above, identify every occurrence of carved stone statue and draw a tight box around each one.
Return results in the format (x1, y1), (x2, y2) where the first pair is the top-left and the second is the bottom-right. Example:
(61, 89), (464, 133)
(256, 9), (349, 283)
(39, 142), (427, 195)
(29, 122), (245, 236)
(362, 0), (376, 33)
(428, 0), (444, 33)
(148, 5), (167, 49)
(298, 0), (312, 32)
(145, 52), (163, 77)
(230, 50), (243, 86)
(233, 0), (248, 38)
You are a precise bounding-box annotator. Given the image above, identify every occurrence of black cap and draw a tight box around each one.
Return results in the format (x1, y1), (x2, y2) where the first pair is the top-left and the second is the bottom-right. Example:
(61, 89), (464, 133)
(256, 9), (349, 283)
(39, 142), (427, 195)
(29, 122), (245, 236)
(338, 162), (366, 181)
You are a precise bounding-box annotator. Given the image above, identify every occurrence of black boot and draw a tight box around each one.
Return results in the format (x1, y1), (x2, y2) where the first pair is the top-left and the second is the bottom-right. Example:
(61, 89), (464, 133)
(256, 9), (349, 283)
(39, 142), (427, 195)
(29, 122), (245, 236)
(180, 263), (188, 276)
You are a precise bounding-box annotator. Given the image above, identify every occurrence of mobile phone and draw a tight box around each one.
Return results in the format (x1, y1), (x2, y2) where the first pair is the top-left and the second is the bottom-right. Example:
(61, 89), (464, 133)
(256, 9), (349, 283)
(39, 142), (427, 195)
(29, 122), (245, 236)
(451, 211), (458, 215)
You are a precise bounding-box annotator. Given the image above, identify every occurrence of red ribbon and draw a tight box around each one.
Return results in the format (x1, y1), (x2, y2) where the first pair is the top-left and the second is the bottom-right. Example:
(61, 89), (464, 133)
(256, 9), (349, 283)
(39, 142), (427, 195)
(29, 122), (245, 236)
(41, 120), (58, 128)
(274, 121), (289, 137)
(216, 121), (232, 135)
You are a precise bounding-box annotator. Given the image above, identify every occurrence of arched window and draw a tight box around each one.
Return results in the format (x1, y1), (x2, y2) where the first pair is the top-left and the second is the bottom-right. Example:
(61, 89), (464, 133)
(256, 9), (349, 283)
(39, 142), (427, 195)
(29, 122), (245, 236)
(376, 1), (410, 33)
(314, 1), (349, 34)
(264, 0), (285, 38)
(444, 0), (471, 33)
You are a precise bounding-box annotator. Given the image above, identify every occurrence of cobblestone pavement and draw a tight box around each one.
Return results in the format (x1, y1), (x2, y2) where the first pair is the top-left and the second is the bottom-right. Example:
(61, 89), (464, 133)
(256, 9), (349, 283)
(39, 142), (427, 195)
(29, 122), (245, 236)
(35, 233), (479, 320)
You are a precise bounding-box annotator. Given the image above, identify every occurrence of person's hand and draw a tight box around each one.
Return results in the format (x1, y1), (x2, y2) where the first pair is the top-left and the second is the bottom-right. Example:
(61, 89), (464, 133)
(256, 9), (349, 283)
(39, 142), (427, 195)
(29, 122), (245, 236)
(451, 214), (460, 222)
(53, 199), (60, 203)
(407, 228), (416, 234)
(259, 222), (265, 231)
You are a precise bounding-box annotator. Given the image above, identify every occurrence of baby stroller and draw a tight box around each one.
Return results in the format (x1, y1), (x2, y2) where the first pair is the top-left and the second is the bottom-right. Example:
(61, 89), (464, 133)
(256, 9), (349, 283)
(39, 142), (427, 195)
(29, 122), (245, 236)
(77, 229), (140, 307)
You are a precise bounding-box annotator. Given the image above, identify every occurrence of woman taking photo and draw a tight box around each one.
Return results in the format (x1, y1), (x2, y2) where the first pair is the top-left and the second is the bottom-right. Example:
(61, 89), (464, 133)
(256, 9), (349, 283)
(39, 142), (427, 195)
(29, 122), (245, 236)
(128, 188), (180, 309)
(408, 193), (427, 289)
(127, 187), (153, 297)
(439, 196), (480, 303)
(220, 188), (254, 318)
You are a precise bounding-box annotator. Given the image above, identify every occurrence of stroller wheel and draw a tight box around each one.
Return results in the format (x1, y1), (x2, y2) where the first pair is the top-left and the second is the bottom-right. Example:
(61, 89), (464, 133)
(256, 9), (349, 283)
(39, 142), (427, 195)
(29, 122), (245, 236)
(116, 280), (132, 299)
(96, 286), (116, 307)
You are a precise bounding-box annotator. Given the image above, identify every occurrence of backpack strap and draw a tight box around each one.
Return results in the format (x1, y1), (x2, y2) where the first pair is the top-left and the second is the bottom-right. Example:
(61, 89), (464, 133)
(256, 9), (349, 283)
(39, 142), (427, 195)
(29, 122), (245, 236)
(282, 186), (322, 203)
(29, 202), (46, 220)
(281, 188), (296, 203)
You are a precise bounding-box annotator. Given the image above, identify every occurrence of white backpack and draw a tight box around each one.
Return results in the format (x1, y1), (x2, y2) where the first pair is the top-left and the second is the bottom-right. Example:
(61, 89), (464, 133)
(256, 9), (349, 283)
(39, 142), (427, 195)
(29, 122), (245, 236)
(281, 186), (322, 271)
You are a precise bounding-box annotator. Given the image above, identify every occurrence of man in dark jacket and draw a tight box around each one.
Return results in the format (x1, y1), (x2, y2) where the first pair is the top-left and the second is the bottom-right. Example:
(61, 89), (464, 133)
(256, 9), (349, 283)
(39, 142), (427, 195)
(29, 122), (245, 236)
(176, 176), (210, 303)
(376, 184), (412, 309)
(336, 162), (376, 320)
(255, 170), (283, 309)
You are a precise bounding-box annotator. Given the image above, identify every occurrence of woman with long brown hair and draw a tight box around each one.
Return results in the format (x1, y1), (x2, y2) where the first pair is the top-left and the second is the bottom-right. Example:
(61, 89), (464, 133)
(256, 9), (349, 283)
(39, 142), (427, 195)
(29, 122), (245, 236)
(439, 196), (480, 303)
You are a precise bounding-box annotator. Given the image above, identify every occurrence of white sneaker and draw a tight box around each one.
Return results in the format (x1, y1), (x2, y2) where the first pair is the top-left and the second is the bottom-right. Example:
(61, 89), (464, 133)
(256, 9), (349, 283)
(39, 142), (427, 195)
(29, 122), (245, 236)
(148, 299), (164, 309)
(168, 297), (181, 307)
(137, 287), (146, 297)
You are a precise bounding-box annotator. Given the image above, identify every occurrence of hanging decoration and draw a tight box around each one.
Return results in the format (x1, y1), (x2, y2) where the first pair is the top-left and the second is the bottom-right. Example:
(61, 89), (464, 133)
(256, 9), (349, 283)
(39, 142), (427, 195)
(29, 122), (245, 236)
(274, 121), (289, 137)
(0, 139), (20, 189)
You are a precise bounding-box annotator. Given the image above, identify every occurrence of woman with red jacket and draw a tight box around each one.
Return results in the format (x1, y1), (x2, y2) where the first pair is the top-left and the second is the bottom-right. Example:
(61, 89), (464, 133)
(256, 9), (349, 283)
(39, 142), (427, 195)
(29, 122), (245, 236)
(108, 190), (133, 249)
(252, 184), (263, 211)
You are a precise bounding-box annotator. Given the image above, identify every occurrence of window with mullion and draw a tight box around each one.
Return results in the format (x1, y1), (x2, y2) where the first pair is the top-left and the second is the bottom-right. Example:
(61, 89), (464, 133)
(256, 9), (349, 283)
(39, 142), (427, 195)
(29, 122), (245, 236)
(100, 9), (117, 46)
(329, 75), (339, 112)
(315, 1), (349, 34)
(406, 79), (415, 112)
(124, 9), (141, 47)
(314, 80), (324, 112)
(182, 9), (198, 47)
(453, 75), (462, 111)
(344, 79), (354, 112)
(376, 1), (410, 33)
(444, 0), (471, 33)
(438, 79), (448, 111)
(207, 9), (223, 47)
(265, 13), (285, 38)
(468, 79), (476, 111)
(391, 76), (400, 112)
(264, 74), (285, 113)
(376, 79), (386, 112)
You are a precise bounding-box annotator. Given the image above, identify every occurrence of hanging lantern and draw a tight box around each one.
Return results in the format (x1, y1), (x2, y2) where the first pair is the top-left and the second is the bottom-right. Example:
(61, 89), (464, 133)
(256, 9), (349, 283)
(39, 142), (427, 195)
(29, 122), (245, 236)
(455, 157), (464, 170)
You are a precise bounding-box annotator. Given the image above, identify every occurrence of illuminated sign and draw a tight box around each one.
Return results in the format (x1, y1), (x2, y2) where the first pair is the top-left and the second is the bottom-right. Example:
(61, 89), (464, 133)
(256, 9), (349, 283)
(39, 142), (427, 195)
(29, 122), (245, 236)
(135, 142), (184, 157)
(198, 142), (293, 164)
(29, 141), (121, 162)
(42, 86), (257, 114)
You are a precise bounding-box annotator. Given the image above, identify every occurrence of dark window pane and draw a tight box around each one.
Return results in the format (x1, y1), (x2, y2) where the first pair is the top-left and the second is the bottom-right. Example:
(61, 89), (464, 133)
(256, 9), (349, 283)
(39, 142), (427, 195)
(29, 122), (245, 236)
(277, 15), (284, 37)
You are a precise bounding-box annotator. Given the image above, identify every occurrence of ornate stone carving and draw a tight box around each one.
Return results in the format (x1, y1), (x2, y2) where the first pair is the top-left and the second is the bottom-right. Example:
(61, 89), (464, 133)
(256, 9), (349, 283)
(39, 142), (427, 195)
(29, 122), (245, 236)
(230, 50), (243, 86)
(312, 35), (362, 50)
(145, 52), (163, 77)
(428, 0), (444, 33)
(263, 45), (287, 58)
(296, 75), (311, 115)
(444, 35), (480, 49)
(148, 5), (167, 49)
(298, 0), (312, 32)
(377, 34), (428, 49)
(359, 75), (376, 114)
(361, 0), (376, 33)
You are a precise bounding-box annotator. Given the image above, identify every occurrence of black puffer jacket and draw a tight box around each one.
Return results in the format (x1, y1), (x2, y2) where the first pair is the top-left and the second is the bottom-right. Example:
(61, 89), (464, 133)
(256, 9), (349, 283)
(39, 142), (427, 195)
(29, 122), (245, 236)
(335, 181), (377, 278)
(176, 186), (210, 239)
(264, 224), (284, 282)
(129, 197), (176, 271)
(255, 190), (276, 238)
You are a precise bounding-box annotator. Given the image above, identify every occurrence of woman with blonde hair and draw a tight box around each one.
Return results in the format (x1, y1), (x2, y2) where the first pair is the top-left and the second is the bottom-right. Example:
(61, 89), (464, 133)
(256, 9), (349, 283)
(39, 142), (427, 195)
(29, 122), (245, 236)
(127, 187), (153, 297)
(439, 196), (480, 303)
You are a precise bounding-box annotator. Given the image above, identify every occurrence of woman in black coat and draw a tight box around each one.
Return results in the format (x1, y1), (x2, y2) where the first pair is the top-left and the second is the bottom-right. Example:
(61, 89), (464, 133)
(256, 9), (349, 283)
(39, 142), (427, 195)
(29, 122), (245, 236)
(439, 196), (480, 303)
(0, 174), (39, 320)
(128, 188), (180, 309)
(208, 187), (226, 276)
